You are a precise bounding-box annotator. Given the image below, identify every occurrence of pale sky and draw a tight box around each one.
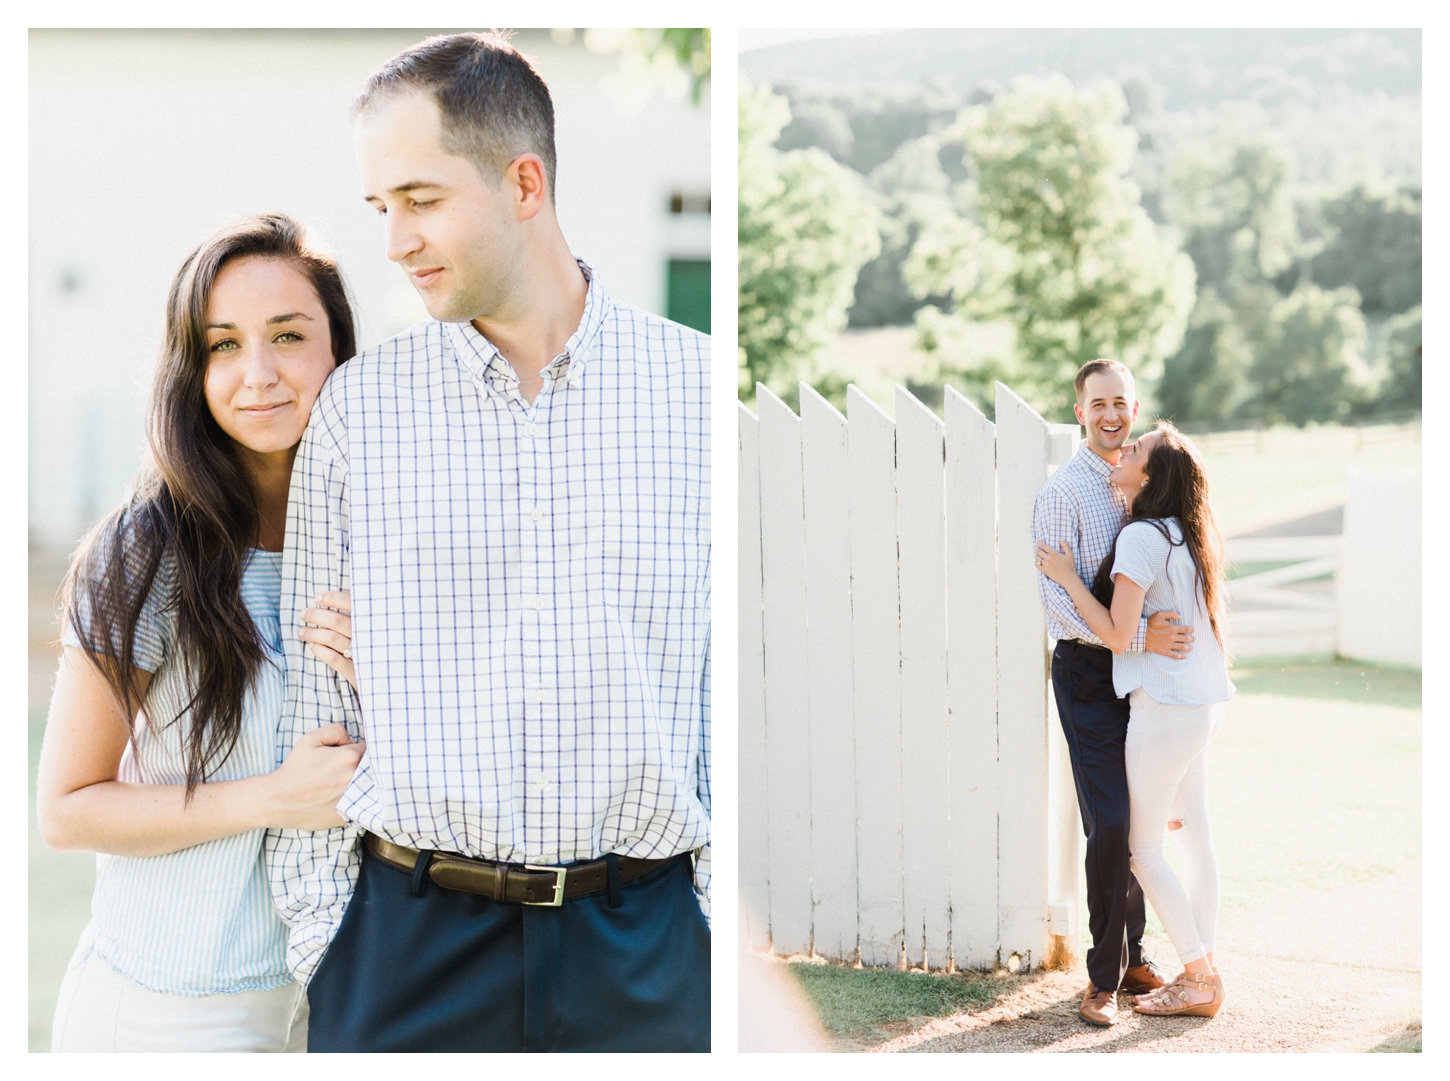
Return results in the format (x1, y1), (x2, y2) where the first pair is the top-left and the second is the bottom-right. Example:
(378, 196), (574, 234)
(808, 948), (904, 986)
(738, 29), (890, 54)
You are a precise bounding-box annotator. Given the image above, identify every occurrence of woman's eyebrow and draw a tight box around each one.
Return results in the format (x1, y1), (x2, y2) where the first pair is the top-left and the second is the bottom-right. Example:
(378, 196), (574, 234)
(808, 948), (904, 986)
(267, 312), (314, 325)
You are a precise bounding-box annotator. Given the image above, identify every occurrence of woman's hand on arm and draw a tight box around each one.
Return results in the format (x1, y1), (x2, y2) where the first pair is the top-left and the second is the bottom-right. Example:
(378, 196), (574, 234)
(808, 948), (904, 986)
(299, 591), (356, 693)
(36, 647), (365, 857)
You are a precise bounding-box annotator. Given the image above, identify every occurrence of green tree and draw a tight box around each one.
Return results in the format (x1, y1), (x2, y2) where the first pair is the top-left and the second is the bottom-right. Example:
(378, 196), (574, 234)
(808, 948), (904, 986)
(1373, 305), (1421, 416)
(904, 74), (1194, 419)
(1157, 134), (1298, 423)
(1251, 285), (1370, 426)
(738, 81), (881, 401)
(1293, 185), (1421, 316)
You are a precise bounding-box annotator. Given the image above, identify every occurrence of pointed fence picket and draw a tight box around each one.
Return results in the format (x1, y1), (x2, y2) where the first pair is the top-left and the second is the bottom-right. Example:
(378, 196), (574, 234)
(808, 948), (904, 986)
(739, 380), (1081, 971)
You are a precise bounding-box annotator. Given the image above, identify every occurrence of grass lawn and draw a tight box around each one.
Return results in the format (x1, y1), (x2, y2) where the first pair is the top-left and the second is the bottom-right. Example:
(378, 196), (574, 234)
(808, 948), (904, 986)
(785, 658), (1421, 1047)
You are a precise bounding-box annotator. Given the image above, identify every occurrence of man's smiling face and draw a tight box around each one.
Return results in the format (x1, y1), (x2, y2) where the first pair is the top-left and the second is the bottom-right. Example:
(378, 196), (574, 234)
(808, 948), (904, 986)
(1074, 369), (1139, 463)
(355, 90), (523, 324)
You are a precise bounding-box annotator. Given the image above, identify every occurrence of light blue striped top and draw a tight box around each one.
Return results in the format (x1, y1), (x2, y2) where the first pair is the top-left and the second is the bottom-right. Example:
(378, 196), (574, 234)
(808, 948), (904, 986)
(63, 547), (292, 997)
(1110, 518), (1236, 707)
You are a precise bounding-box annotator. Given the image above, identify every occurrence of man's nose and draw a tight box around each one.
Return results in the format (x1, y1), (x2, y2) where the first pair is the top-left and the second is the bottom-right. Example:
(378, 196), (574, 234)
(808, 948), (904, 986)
(385, 214), (423, 264)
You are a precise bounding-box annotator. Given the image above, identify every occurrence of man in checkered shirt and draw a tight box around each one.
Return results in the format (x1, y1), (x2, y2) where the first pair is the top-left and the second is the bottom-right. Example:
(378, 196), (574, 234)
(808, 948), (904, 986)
(1032, 359), (1193, 1028)
(266, 33), (709, 1052)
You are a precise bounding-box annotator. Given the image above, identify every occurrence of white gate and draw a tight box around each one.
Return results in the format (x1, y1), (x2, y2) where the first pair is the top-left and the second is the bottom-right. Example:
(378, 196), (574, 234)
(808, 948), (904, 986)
(739, 380), (1083, 971)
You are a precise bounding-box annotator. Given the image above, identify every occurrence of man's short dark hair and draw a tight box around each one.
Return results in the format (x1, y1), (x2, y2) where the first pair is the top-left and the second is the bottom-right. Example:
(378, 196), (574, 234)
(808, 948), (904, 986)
(356, 31), (558, 203)
(1074, 358), (1135, 403)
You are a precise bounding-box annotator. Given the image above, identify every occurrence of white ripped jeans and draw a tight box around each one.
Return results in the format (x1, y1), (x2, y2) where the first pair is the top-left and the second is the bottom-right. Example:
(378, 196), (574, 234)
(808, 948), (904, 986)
(1125, 689), (1225, 966)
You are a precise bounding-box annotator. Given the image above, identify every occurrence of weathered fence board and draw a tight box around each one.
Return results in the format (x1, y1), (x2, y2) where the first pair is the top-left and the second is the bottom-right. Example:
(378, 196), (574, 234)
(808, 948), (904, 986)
(846, 386), (904, 967)
(895, 388), (951, 970)
(756, 385), (812, 955)
(737, 402), (769, 950)
(993, 383), (1051, 967)
(943, 387), (998, 970)
(800, 385), (857, 961)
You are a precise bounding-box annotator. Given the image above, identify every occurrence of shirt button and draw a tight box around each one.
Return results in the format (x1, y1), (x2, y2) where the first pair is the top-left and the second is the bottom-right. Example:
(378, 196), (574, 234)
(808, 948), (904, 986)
(529, 507), (545, 522)
(527, 423), (541, 437)
(530, 596), (545, 611)
(531, 771), (551, 790)
(532, 688), (550, 704)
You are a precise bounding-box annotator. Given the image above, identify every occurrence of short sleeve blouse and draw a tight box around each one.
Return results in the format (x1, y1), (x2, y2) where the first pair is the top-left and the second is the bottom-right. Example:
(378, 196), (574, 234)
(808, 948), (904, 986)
(1109, 518), (1235, 707)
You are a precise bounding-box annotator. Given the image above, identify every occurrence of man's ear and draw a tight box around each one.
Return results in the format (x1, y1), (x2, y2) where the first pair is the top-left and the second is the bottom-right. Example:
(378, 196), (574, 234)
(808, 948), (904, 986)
(507, 153), (549, 221)
(1130, 399), (1140, 420)
(1073, 401), (1086, 425)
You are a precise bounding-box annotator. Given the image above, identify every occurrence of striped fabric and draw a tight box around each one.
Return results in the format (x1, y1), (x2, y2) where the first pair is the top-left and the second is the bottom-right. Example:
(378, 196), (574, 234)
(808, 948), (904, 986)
(266, 264), (711, 986)
(62, 549), (292, 997)
(1032, 442), (1148, 651)
(1110, 518), (1235, 706)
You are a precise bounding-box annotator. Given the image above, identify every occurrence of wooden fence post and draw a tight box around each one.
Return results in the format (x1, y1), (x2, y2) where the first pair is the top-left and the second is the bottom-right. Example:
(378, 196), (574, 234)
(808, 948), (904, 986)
(737, 401), (770, 951)
(756, 385), (813, 956)
(1045, 423), (1084, 960)
(800, 385), (858, 961)
(943, 387), (999, 970)
(847, 387), (905, 967)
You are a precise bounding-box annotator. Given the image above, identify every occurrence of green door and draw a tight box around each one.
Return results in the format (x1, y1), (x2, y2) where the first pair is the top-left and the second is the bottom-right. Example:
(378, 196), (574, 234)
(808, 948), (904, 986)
(666, 258), (710, 333)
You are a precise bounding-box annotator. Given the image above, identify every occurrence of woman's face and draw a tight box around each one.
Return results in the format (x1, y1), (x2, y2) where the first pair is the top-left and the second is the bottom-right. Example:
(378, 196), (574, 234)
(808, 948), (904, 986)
(1110, 430), (1159, 497)
(203, 256), (335, 463)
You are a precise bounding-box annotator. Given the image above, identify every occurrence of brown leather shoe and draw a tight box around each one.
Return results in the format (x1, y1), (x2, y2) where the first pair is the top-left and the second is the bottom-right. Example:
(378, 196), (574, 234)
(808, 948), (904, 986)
(1120, 961), (1166, 995)
(1079, 985), (1117, 1027)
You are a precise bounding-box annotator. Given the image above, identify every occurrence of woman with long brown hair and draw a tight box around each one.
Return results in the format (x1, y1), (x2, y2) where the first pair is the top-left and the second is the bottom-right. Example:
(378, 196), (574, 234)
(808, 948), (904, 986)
(1036, 420), (1235, 1020)
(38, 214), (363, 1051)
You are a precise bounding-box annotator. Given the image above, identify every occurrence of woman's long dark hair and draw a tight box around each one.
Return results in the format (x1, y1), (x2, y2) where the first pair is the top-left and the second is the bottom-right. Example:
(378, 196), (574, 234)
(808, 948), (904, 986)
(1091, 421), (1227, 648)
(62, 214), (356, 795)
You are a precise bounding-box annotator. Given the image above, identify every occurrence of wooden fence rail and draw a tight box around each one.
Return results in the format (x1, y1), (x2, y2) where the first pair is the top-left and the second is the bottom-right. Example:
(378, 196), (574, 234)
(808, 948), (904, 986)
(740, 380), (1082, 971)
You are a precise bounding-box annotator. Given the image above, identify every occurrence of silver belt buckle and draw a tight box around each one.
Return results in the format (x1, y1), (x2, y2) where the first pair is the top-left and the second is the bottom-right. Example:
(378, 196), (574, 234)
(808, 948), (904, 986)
(523, 864), (567, 906)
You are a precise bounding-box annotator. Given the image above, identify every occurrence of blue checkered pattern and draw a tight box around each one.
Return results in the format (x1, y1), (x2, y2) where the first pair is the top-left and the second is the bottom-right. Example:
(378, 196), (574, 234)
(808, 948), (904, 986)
(1032, 442), (1147, 650)
(265, 265), (710, 985)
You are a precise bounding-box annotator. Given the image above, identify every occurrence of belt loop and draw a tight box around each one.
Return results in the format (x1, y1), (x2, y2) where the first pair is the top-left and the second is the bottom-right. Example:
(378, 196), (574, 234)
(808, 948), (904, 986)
(605, 853), (623, 909)
(493, 864), (508, 903)
(409, 850), (434, 898)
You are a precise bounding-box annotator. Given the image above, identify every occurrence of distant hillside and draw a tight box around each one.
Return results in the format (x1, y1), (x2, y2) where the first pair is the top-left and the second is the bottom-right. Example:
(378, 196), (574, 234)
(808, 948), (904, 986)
(739, 28), (1420, 109)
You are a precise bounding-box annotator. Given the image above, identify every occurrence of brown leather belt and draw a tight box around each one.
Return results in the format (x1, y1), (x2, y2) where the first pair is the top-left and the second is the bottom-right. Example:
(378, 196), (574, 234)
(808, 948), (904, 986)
(363, 832), (684, 907)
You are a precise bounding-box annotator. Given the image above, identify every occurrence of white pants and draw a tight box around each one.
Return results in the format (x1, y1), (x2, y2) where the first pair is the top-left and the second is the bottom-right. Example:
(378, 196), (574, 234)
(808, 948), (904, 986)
(52, 949), (308, 1052)
(1125, 689), (1224, 966)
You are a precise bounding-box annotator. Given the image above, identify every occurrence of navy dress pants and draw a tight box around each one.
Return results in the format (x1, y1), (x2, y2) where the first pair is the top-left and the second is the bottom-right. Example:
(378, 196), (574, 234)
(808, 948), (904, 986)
(1051, 640), (1148, 993)
(305, 848), (711, 1052)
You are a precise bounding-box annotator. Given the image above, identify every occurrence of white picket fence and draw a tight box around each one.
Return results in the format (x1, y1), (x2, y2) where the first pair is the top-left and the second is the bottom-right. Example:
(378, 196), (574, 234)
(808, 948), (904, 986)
(739, 380), (1084, 972)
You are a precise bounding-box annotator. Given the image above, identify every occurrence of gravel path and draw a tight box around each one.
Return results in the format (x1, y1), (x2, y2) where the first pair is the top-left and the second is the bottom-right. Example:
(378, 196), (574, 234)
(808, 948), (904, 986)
(867, 863), (1420, 1053)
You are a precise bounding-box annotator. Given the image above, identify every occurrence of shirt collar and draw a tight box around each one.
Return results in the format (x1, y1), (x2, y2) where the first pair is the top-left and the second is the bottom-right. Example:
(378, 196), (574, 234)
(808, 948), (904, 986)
(441, 258), (611, 399)
(1075, 441), (1116, 479)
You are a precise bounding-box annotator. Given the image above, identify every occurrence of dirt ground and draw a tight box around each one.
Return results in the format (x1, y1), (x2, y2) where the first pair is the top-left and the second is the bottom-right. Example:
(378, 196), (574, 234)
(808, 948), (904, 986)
(856, 862), (1420, 1053)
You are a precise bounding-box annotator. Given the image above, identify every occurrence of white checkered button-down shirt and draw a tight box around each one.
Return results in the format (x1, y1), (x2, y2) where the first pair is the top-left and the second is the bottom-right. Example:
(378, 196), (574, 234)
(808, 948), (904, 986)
(266, 264), (710, 984)
(1032, 442), (1147, 651)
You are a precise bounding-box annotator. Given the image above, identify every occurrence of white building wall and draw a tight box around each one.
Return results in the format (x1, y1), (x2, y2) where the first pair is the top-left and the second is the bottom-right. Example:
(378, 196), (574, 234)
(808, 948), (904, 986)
(1337, 468), (1421, 668)
(29, 29), (709, 548)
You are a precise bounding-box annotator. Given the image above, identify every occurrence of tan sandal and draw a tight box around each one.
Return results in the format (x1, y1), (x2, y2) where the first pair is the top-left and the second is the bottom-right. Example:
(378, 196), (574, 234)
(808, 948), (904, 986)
(1133, 970), (1223, 1018)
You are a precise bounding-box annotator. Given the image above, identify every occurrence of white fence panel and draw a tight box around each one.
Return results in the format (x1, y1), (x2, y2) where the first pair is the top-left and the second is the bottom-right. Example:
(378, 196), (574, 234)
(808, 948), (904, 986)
(895, 388), (951, 970)
(743, 381), (1079, 972)
(847, 387), (905, 967)
(800, 385), (858, 961)
(737, 403), (770, 950)
(993, 382), (1051, 967)
(943, 387), (998, 969)
(756, 385), (812, 955)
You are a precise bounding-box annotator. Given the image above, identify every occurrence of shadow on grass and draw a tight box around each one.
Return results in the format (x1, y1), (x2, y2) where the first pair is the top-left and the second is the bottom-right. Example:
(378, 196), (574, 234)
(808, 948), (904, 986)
(1228, 657), (1420, 710)
(786, 962), (1009, 1048)
(1368, 1021), (1421, 1053)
